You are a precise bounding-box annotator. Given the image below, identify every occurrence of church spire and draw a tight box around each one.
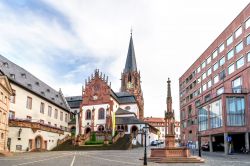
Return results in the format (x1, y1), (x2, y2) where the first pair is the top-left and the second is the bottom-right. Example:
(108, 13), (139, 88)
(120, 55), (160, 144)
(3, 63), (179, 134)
(124, 33), (137, 73)
(167, 78), (171, 98)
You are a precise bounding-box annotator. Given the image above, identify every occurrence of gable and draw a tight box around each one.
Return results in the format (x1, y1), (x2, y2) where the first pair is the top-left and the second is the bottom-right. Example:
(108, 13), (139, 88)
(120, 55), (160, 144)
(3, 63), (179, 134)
(0, 76), (13, 95)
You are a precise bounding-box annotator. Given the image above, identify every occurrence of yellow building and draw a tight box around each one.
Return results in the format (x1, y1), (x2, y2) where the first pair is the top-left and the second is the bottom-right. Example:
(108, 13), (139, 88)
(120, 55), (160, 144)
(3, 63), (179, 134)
(0, 75), (12, 153)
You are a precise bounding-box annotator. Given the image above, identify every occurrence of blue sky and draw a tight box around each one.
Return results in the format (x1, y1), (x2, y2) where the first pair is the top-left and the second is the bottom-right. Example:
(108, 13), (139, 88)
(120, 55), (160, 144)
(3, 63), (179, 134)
(0, 0), (249, 119)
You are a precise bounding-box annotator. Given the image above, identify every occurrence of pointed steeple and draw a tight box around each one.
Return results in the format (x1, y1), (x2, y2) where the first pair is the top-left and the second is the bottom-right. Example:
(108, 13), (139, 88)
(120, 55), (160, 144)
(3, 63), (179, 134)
(124, 33), (137, 73)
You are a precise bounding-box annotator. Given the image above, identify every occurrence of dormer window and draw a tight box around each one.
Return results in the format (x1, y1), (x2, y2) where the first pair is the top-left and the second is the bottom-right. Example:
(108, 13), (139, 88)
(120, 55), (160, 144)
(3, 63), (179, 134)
(21, 73), (26, 78)
(35, 82), (39, 86)
(27, 84), (32, 89)
(3, 62), (8, 68)
(51, 97), (55, 100)
(47, 89), (50, 92)
(41, 91), (45, 95)
(60, 102), (63, 105)
(55, 94), (59, 98)
(10, 74), (15, 79)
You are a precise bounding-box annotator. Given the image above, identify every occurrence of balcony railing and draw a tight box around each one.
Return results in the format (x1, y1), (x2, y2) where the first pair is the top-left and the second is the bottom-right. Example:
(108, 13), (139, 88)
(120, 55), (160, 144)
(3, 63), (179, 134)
(9, 118), (64, 134)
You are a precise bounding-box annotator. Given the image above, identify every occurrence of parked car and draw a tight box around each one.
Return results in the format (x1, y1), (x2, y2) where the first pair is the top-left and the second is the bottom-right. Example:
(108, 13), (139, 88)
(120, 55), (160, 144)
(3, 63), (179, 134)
(151, 140), (161, 146)
(151, 140), (158, 146)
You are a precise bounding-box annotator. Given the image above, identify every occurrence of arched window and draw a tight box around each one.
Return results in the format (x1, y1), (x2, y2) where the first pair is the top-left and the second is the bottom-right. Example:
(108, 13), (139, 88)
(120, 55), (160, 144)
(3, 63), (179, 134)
(98, 125), (104, 132)
(128, 73), (132, 82)
(86, 109), (91, 120)
(98, 108), (105, 119)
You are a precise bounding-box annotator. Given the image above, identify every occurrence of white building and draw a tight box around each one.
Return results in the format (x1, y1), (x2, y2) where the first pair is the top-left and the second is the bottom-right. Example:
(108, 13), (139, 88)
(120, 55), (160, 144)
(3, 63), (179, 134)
(0, 55), (71, 152)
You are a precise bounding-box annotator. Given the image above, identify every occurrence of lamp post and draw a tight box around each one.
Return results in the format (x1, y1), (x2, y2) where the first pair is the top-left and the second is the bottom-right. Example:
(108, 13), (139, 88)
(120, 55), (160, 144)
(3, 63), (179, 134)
(139, 125), (149, 166)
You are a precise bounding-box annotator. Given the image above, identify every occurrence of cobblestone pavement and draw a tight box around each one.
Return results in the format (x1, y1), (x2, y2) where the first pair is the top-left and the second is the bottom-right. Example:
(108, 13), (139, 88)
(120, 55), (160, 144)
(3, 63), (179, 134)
(0, 147), (250, 166)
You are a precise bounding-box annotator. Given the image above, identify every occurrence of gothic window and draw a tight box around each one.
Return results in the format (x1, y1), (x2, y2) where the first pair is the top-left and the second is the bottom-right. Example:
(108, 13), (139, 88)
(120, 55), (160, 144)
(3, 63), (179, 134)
(86, 109), (91, 120)
(98, 108), (105, 119)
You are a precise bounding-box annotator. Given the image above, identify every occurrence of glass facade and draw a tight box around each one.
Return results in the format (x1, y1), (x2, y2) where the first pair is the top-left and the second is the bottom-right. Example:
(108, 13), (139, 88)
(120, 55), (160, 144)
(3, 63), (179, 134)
(198, 106), (208, 131)
(226, 97), (245, 126)
(210, 100), (222, 128)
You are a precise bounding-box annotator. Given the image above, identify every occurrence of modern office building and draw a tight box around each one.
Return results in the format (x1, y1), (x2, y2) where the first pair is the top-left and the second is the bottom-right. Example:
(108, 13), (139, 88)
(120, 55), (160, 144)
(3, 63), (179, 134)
(179, 4), (250, 154)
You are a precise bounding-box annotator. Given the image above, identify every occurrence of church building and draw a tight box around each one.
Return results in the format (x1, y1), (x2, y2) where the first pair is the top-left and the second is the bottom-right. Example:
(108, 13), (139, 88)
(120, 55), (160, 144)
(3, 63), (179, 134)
(75, 34), (155, 145)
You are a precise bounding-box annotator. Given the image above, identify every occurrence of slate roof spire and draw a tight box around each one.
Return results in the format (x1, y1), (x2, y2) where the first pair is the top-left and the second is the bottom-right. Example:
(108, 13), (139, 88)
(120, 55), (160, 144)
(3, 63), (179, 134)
(124, 32), (137, 73)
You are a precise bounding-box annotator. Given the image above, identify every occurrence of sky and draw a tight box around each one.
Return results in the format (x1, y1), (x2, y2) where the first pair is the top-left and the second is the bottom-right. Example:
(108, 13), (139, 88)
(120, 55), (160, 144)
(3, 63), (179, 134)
(0, 0), (249, 120)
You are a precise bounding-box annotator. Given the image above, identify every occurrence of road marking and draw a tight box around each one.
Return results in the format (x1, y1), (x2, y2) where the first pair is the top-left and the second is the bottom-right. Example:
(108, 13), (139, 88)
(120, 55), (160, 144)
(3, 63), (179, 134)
(84, 155), (140, 165)
(70, 152), (76, 166)
(12, 153), (74, 166)
(0, 152), (72, 161)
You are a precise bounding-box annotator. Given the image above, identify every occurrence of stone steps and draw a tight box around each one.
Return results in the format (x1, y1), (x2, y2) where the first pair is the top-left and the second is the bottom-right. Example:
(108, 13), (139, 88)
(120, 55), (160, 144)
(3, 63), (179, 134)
(148, 156), (205, 163)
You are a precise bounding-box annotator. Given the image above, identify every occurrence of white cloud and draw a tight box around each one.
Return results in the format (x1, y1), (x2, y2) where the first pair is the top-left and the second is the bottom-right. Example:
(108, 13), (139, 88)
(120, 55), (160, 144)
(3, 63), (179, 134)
(0, 0), (249, 121)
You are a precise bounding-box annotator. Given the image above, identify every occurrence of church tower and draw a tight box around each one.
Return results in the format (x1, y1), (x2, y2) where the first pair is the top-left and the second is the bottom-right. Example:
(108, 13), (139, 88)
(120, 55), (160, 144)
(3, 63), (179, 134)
(121, 33), (144, 119)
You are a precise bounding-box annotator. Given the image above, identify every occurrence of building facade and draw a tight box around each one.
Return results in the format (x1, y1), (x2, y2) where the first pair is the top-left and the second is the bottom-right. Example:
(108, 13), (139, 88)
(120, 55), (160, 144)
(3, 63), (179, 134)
(0, 55), (71, 152)
(0, 75), (12, 153)
(179, 4), (250, 154)
(144, 117), (180, 142)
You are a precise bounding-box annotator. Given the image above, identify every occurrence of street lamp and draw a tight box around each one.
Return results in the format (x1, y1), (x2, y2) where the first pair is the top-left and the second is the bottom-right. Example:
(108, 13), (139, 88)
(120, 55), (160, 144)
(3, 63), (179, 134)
(139, 125), (149, 166)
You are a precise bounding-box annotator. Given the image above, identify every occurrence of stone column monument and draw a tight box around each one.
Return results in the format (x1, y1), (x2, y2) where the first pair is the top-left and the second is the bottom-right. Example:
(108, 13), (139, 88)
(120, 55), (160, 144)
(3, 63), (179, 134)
(149, 78), (204, 163)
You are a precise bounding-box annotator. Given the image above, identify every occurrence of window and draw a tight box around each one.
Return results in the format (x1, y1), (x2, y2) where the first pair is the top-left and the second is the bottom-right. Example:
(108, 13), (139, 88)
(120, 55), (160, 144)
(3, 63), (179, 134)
(60, 111), (63, 121)
(9, 111), (15, 119)
(197, 77), (201, 83)
(213, 62), (218, 71)
(205, 94), (211, 102)
(227, 35), (233, 46)
(98, 108), (105, 119)
(65, 113), (68, 122)
(207, 80), (212, 88)
(232, 77), (242, 93)
(21, 73), (26, 79)
(217, 87), (224, 95)
(219, 57), (225, 66)
(202, 84), (207, 92)
(202, 72), (206, 80)
(248, 52), (250, 62)
(214, 75), (219, 84)
(48, 122), (51, 125)
(26, 97), (32, 109)
(235, 26), (242, 38)
(219, 70), (226, 80)
(196, 66), (201, 73)
(98, 125), (105, 132)
(212, 50), (218, 59)
(10, 74), (15, 79)
(226, 97), (245, 126)
(40, 102), (45, 114)
(54, 109), (58, 119)
(219, 43), (224, 53)
(40, 119), (44, 124)
(228, 63), (235, 75)
(210, 99), (223, 128)
(227, 49), (234, 60)
(246, 18), (250, 29)
(48, 106), (52, 117)
(247, 35), (250, 45)
(206, 56), (211, 64)
(207, 67), (212, 76)
(26, 116), (32, 121)
(86, 110), (91, 120)
(198, 107), (208, 131)
(10, 89), (15, 103)
(235, 41), (243, 53)
(236, 56), (244, 69)
(201, 61), (206, 69)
